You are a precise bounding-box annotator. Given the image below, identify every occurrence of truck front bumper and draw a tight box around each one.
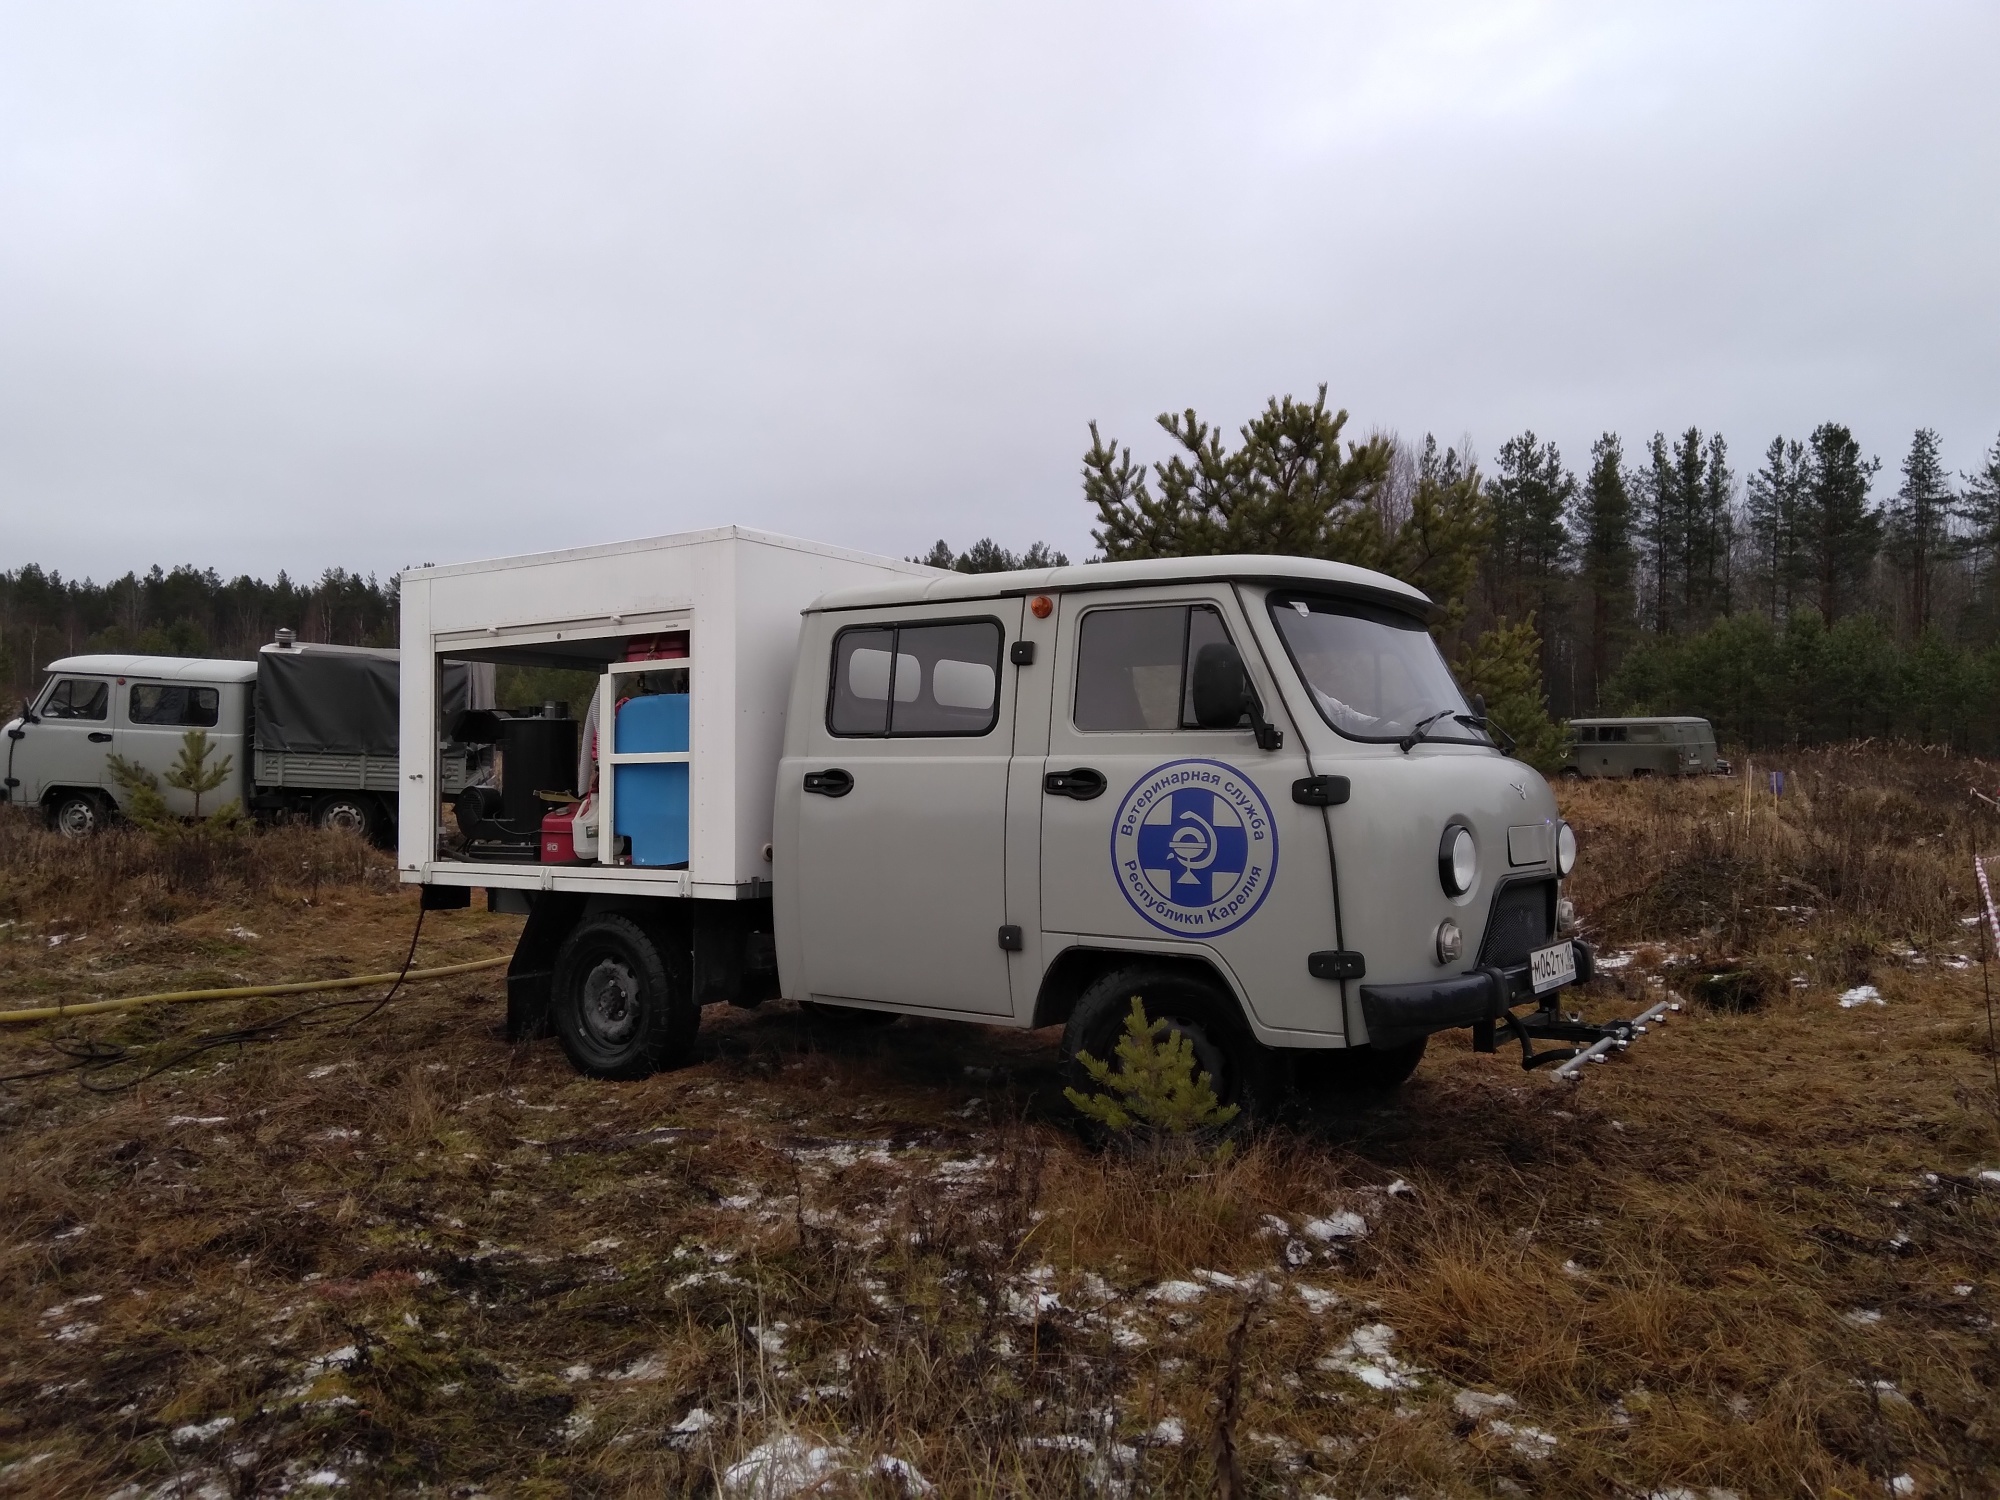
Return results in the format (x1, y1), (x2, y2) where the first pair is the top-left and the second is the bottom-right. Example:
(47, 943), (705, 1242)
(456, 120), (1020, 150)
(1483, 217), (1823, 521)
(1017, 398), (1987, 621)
(1359, 940), (1597, 1050)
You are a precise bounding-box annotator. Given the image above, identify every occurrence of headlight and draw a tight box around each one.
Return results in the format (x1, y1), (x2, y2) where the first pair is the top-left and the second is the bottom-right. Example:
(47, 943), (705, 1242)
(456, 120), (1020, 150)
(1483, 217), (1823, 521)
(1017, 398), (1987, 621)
(1439, 824), (1477, 896)
(1555, 821), (1577, 876)
(1435, 919), (1463, 964)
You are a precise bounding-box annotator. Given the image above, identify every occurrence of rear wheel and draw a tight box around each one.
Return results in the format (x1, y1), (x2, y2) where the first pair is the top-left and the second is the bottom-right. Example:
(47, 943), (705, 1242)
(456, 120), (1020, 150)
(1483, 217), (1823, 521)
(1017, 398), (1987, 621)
(312, 793), (378, 841)
(48, 791), (108, 838)
(551, 914), (697, 1078)
(1061, 966), (1271, 1129)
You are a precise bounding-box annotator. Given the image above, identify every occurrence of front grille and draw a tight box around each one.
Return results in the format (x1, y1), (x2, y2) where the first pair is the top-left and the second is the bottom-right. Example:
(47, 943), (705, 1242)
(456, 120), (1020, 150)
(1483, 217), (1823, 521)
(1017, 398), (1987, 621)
(1478, 879), (1555, 967)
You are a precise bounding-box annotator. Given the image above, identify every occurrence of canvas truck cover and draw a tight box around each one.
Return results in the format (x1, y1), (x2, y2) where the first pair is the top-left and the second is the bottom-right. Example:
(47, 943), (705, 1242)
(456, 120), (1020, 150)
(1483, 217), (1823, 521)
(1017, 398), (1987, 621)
(256, 643), (492, 755)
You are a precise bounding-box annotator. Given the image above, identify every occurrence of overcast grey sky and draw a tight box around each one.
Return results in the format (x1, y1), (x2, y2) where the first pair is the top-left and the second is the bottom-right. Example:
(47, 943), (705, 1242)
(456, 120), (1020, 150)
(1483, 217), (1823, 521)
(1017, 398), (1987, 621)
(2, 3), (1995, 583)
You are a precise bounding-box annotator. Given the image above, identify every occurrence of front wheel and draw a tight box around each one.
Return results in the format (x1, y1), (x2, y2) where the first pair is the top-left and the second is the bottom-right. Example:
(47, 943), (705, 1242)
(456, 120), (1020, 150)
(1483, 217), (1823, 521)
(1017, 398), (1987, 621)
(1061, 966), (1271, 1130)
(48, 792), (109, 838)
(550, 914), (697, 1079)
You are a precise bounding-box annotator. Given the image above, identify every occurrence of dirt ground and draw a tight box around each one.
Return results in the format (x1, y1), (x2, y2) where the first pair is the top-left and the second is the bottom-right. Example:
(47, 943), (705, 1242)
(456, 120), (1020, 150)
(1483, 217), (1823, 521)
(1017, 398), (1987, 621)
(2, 750), (1998, 1498)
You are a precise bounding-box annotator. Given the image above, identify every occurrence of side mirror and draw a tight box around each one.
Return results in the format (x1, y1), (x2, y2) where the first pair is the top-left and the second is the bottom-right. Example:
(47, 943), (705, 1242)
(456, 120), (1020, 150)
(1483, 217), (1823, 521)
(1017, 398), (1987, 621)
(1469, 692), (1486, 720)
(1190, 642), (1250, 729)
(1190, 641), (1284, 751)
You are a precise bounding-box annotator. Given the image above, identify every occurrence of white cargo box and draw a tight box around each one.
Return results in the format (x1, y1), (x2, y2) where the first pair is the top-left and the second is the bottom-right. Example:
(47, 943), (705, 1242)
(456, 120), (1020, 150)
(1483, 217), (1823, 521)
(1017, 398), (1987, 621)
(398, 527), (933, 899)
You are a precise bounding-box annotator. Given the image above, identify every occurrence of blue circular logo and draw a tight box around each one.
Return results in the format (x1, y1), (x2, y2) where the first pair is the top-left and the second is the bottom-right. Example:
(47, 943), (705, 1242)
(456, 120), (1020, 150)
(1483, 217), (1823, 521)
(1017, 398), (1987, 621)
(1109, 759), (1279, 937)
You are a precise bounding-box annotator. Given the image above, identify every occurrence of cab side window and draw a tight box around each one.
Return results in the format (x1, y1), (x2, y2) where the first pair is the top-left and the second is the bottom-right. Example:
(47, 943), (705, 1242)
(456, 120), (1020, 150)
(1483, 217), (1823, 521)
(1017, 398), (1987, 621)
(41, 678), (109, 721)
(130, 684), (221, 727)
(1075, 604), (1245, 732)
(828, 620), (1002, 737)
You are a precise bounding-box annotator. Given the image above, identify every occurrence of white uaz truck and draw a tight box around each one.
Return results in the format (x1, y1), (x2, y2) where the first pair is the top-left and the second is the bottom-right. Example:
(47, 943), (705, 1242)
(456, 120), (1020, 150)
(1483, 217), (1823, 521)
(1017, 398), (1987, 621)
(400, 527), (1644, 1111)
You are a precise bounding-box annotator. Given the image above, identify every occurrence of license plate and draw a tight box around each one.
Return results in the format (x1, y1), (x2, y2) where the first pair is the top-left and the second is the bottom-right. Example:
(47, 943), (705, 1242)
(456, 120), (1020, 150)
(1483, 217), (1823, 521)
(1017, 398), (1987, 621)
(1529, 940), (1576, 994)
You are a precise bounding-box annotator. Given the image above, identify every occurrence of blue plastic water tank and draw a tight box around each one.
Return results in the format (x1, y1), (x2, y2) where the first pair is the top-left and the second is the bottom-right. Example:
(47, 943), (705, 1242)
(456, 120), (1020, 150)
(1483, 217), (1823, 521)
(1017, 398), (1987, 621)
(613, 693), (689, 867)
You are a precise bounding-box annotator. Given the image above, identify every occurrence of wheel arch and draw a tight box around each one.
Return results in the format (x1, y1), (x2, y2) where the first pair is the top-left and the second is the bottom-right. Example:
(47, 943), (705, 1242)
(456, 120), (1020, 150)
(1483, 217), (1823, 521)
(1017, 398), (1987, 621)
(1031, 944), (1246, 1032)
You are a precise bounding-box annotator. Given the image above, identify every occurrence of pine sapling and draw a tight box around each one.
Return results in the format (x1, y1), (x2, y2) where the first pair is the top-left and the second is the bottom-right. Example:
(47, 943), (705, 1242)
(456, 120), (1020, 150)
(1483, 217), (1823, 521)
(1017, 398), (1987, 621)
(163, 728), (234, 818)
(1065, 996), (1240, 1137)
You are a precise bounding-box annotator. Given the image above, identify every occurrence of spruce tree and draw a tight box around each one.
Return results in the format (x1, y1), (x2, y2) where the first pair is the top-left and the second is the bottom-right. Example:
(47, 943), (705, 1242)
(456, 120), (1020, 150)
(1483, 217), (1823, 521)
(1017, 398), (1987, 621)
(1745, 436), (1810, 623)
(1801, 423), (1882, 624)
(1884, 428), (1955, 633)
(1485, 433), (1575, 687)
(1958, 430), (2000, 637)
(1574, 434), (1635, 709)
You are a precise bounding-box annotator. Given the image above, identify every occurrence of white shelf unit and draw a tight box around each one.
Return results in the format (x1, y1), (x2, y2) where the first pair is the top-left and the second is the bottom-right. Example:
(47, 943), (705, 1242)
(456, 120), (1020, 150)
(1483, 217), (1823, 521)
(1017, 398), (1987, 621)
(594, 653), (694, 867)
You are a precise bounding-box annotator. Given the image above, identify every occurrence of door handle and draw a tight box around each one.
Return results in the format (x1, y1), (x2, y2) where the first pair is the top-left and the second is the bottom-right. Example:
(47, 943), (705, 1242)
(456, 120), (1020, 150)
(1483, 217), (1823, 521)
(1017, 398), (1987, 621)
(803, 768), (853, 798)
(1043, 767), (1106, 800)
(88, 732), (113, 744)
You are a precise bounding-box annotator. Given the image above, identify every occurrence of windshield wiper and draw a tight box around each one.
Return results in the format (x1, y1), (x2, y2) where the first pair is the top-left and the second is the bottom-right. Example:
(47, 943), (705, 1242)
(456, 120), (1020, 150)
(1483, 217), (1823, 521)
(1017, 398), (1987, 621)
(1397, 709), (1457, 753)
(1454, 711), (1515, 755)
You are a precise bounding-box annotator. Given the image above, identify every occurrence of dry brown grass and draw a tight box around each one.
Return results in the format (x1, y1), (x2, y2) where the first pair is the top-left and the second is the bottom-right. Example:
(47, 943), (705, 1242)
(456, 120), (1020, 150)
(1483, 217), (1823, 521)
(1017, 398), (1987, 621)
(1, 754), (1998, 1497)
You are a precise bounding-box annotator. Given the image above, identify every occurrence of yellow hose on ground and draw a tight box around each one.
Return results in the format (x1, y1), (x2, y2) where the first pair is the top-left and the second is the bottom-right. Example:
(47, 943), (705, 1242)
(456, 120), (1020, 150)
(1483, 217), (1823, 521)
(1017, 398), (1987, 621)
(0, 955), (511, 1025)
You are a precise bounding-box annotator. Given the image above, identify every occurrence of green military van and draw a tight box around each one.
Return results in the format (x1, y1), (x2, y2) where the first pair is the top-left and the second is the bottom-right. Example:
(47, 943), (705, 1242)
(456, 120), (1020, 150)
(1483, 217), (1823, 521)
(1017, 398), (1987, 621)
(1562, 717), (1728, 779)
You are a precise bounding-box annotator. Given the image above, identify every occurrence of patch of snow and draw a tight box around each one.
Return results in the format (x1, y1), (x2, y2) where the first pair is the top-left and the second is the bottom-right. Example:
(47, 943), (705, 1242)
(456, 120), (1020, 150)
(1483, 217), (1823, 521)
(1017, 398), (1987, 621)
(1889, 1477), (1916, 1497)
(171, 1416), (235, 1445)
(302, 1345), (360, 1378)
(582, 1236), (623, 1254)
(1453, 1389), (1517, 1420)
(1979, 1169), (2000, 1185)
(868, 1455), (934, 1494)
(615, 1355), (668, 1381)
(719, 1432), (846, 1497)
(562, 1363), (593, 1383)
(300, 1472), (343, 1488)
(1147, 1280), (1205, 1305)
(719, 1194), (759, 1210)
(1258, 1214), (1291, 1237)
(1149, 1417), (1184, 1446)
(1838, 985), (1885, 1008)
(1283, 1238), (1312, 1268)
(166, 1115), (228, 1126)
(561, 1405), (595, 1443)
(314, 1128), (360, 1142)
(1294, 1284), (1341, 1315)
(1844, 1308), (1883, 1327)
(225, 926), (259, 941)
(1317, 1322), (1423, 1391)
(1303, 1211), (1368, 1242)
(1562, 1259), (1586, 1276)
(1953, 1283), (1974, 1297)
(936, 1154), (996, 1179)
(1486, 1419), (1557, 1459)
(1385, 1178), (1414, 1197)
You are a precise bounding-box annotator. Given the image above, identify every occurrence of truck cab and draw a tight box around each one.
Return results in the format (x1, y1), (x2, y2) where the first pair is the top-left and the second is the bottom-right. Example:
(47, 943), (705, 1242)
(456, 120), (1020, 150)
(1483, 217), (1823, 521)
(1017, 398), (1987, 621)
(4, 655), (255, 834)
(774, 558), (1587, 1102)
(405, 532), (1611, 1113)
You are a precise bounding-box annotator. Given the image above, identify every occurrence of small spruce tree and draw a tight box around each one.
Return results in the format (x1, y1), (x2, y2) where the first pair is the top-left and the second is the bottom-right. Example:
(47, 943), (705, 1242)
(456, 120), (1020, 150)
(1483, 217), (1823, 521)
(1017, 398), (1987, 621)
(1064, 997), (1240, 1137)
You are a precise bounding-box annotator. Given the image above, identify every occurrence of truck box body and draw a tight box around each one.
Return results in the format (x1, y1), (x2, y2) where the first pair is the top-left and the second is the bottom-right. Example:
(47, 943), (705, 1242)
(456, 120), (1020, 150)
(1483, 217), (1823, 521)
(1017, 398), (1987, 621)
(395, 527), (934, 899)
(253, 642), (491, 801)
(5, 646), (492, 836)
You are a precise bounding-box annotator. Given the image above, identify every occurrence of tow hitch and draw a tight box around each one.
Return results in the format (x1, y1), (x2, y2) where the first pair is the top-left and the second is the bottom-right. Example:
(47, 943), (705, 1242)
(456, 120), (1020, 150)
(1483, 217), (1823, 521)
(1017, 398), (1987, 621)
(1474, 995), (1681, 1078)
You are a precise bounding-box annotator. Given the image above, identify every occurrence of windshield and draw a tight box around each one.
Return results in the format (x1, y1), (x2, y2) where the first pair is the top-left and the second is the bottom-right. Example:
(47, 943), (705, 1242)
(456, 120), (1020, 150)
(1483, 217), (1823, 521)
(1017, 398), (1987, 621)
(1268, 594), (1486, 744)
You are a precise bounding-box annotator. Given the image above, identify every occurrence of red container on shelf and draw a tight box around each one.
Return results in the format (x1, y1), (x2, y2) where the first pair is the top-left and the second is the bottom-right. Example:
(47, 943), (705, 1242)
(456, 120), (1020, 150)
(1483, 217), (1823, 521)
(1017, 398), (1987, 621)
(540, 808), (580, 864)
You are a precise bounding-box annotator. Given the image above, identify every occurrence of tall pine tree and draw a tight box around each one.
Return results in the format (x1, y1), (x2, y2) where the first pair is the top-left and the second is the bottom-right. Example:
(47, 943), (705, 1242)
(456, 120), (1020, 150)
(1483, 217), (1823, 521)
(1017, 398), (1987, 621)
(1883, 428), (1955, 633)
(1484, 432), (1575, 687)
(1574, 434), (1635, 709)
(1744, 436), (1810, 624)
(1801, 423), (1881, 624)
